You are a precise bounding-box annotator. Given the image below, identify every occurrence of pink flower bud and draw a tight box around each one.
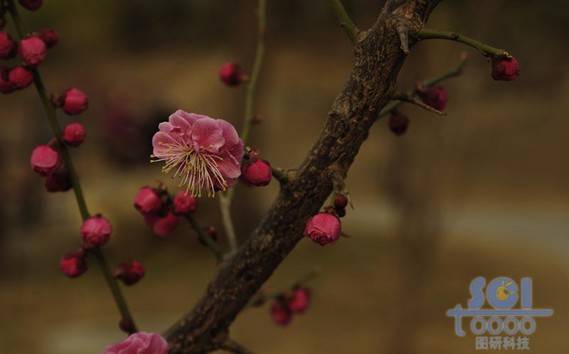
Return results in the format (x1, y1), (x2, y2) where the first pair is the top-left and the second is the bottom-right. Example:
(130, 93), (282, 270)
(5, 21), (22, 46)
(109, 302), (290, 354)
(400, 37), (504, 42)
(8, 66), (33, 89)
(304, 212), (341, 246)
(38, 28), (59, 48)
(45, 166), (72, 192)
(172, 191), (197, 215)
(0, 67), (15, 94)
(18, 0), (43, 11)
(59, 249), (87, 278)
(80, 215), (112, 248)
(418, 85), (448, 111)
(18, 36), (47, 66)
(0, 31), (15, 59)
(491, 56), (520, 81)
(62, 122), (86, 147)
(58, 88), (88, 115)
(103, 332), (168, 354)
(388, 111), (409, 136)
(241, 159), (272, 186)
(144, 212), (179, 238)
(288, 287), (311, 314)
(270, 299), (292, 326)
(133, 187), (163, 214)
(30, 144), (60, 176)
(219, 62), (244, 87)
(113, 260), (145, 286)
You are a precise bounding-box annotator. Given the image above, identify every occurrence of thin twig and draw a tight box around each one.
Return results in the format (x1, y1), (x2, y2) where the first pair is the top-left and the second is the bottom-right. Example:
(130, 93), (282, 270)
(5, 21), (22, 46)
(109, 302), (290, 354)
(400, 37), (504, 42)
(7, 0), (137, 333)
(185, 215), (224, 261)
(219, 339), (255, 354)
(392, 92), (446, 116)
(220, 0), (268, 252)
(328, 0), (359, 42)
(378, 53), (468, 119)
(416, 28), (510, 58)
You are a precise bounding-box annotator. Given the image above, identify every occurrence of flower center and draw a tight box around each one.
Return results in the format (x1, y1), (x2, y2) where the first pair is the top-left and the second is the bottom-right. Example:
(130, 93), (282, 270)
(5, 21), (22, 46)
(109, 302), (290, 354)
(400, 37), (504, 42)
(152, 141), (227, 197)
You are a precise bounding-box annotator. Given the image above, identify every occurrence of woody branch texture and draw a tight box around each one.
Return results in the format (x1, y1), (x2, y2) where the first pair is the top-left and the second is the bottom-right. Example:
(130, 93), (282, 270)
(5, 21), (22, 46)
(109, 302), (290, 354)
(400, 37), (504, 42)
(165, 0), (441, 352)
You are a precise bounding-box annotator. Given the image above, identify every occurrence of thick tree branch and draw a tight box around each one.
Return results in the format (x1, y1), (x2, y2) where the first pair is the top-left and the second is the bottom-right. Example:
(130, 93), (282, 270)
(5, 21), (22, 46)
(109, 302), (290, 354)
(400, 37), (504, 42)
(165, 1), (440, 352)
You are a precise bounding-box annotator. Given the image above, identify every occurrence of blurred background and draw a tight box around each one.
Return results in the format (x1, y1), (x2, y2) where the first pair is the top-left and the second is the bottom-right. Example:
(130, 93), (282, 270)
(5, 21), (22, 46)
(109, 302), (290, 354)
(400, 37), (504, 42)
(1, 0), (568, 353)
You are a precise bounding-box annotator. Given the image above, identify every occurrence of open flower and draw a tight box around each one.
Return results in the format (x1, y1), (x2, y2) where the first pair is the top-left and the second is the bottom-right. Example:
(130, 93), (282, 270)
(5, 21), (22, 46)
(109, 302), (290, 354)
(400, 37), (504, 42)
(152, 110), (244, 197)
(103, 332), (168, 354)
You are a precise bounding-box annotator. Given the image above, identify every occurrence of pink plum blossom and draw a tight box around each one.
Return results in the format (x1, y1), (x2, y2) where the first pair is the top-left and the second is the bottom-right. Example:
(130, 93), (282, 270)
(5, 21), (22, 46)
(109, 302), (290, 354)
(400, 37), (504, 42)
(103, 332), (168, 354)
(152, 110), (244, 197)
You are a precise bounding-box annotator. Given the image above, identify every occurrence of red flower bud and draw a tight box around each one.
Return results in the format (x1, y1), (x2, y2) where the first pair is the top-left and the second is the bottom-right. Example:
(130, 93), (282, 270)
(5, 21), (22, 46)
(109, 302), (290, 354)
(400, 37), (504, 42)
(45, 165), (72, 192)
(417, 85), (448, 111)
(172, 191), (197, 215)
(30, 144), (60, 176)
(206, 226), (218, 241)
(38, 28), (59, 49)
(18, 0), (43, 11)
(304, 212), (341, 246)
(388, 111), (409, 136)
(0, 67), (15, 94)
(333, 193), (348, 209)
(113, 260), (145, 286)
(133, 186), (163, 214)
(144, 212), (179, 238)
(63, 122), (86, 147)
(59, 249), (88, 278)
(58, 88), (88, 115)
(0, 31), (16, 59)
(8, 66), (33, 89)
(270, 298), (292, 326)
(219, 62), (244, 87)
(288, 287), (311, 314)
(491, 56), (520, 81)
(241, 159), (272, 186)
(80, 215), (112, 248)
(118, 318), (136, 334)
(18, 36), (47, 66)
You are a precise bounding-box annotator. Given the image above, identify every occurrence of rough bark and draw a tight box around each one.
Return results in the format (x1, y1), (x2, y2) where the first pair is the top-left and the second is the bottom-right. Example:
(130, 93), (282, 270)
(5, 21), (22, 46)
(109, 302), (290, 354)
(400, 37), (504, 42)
(166, 1), (440, 352)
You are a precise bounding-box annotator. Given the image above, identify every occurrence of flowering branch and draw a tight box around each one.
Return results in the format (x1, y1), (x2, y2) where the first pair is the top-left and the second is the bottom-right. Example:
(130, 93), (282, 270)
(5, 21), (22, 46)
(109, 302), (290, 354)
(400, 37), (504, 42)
(165, 1), (442, 352)
(416, 28), (510, 58)
(5, 0), (137, 333)
(328, 0), (359, 42)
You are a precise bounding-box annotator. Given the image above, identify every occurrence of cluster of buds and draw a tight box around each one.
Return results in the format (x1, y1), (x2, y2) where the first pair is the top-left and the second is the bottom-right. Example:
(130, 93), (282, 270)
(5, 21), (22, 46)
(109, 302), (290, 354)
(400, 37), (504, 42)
(0, 1), (59, 94)
(269, 287), (312, 326)
(240, 148), (272, 187)
(133, 185), (198, 238)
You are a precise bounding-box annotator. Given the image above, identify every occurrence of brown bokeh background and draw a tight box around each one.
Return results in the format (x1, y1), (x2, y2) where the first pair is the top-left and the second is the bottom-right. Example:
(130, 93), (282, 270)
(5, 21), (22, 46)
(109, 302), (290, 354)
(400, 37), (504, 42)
(1, 1), (568, 353)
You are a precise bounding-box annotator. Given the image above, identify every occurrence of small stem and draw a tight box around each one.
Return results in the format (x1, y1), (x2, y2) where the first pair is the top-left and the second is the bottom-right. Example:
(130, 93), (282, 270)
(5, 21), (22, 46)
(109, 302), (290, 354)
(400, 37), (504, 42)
(185, 215), (224, 261)
(92, 248), (137, 334)
(379, 54), (467, 119)
(328, 0), (358, 43)
(240, 0), (267, 144)
(219, 0), (268, 250)
(416, 28), (510, 58)
(7, 0), (137, 332)
(271, 167), (288, 185)
(219, 195), (238, 252)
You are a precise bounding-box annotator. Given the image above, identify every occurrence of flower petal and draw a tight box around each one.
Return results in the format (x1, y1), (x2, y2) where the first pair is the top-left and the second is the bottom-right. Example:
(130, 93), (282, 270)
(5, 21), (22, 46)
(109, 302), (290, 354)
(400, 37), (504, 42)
(191, 117), (225, 152)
